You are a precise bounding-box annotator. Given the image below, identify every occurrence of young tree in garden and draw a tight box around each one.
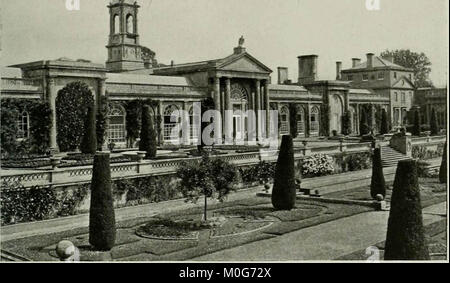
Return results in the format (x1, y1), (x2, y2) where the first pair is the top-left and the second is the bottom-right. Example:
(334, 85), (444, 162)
(271, 135), (296, 210)
(89, 152), (116, 251)
(289, 104), (298, 138)
(384, 160), (430, 260)
(139, 105), (157, 159)
(177, 153), (238, 221)
(439, 143), (447, 184)
(80, 106), (97, 154)
(380, 49), (433, 88)
(412, 110), (421, 136)
(370, 148), (386, 199)
(380, 109), (389, 135)
(430, 108), (439, 136)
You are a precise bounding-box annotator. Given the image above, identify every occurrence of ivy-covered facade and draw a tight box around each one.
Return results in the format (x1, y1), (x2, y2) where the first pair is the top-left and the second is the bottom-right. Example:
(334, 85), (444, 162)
(1, 0), (415, 154)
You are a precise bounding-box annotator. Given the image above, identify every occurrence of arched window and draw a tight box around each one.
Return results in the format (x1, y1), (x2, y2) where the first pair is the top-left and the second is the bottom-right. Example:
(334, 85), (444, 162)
(296, 106), (305, 135)
(108, 105), (126, 145)
(113, 15), (120, 34)
(164, 105), (180, 142)
(310, 106), (320, 136)
(126, 14), (134, 34)
(280, 106), (290, 135)
(17, 111), (30, 140)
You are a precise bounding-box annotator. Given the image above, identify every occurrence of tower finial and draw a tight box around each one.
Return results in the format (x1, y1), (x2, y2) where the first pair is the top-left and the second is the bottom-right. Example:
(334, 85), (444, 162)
(238, 36), (245, 47)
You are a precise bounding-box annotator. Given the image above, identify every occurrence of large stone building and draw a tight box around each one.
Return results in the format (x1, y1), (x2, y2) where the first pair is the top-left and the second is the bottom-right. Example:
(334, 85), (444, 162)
(1, 0), (416, 151)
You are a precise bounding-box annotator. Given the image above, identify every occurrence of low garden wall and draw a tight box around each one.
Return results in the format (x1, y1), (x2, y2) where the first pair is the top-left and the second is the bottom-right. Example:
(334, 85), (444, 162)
(1, 142), (375, 226)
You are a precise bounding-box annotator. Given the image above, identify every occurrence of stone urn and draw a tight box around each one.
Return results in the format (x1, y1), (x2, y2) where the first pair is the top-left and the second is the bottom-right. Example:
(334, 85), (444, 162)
(50, 157), (62, 169)
(302, 140), (308, 147)
(137, 151), (146, 163)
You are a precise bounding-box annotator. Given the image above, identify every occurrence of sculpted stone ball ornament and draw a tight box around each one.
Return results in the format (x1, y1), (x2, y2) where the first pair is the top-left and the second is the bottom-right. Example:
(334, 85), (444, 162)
(56, 240), (80, 262)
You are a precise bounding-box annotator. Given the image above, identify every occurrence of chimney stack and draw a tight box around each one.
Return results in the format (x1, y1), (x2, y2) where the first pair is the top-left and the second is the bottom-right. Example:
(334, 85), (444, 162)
(298, 55), (318, 85)
(336, 61), (342, 80)
(352, 58), (361, 68)
(366, 53), (375, 69)
(277, 67), (289, 85)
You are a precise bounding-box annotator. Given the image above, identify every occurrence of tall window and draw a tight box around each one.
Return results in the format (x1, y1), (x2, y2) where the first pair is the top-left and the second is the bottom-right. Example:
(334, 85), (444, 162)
(362, 74), (369, 81)
(113, 15), (119, 34)
(401, 92), (406, 103)
(17, 111), (30, 140)
(394, 92), (399, 102)
(310, 106), (320, 135)
(189, 106), (200, 143)
(378, 72), (384, 80)
(126, 14), (134, 34)
(280, 106), (289, 135)
(108, 105), (126, 144)
(164, 105), (180, 142)
(296, 106), (305, 135)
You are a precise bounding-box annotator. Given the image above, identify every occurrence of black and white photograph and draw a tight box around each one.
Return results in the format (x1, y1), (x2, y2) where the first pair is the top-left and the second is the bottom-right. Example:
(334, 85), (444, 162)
(0, 0), (448, 267)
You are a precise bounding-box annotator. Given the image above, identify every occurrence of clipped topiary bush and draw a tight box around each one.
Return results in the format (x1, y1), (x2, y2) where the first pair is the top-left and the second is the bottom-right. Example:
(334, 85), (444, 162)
(384, 160), (430, 260)
(370, 148), (386, 199)
(430, 108), (439, 136)
(80, 106), (97, 154)
(89, 152), (116, 251)
(271, 135), (296, 210)
(139, 105), (157, 159)
(380, 109), (389, 135)
(439, 142), (447, 184)
(412, 110), (421, 136)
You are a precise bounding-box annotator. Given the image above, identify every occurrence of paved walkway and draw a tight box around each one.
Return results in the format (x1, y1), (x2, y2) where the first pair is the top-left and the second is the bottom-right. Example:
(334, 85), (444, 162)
(1, 158), (443, 243)
(193, 202), (447, 261)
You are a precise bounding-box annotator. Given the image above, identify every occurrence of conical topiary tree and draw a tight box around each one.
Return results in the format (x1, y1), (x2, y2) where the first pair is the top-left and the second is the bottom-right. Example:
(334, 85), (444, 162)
(89, 152), (116, 251)
(384, 160), (430, 260)
(80, 106), (97, 154)
(271, 135), (296, 210)
(139, 105), (157, 159)
(359, 110), (369, 136)
(412, 110), (421, 136)
(430, 108), (439, 136)
(380, 109), (389, 135)
(370, 148), (386, 199)
(439, 143), (447, 184)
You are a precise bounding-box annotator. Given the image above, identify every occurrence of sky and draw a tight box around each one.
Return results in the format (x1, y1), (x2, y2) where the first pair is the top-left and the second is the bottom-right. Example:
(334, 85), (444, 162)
(1, 0), (448, 86)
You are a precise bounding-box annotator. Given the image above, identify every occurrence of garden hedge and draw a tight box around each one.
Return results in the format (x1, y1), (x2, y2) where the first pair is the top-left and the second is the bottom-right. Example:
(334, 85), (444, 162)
(272, 135), (296, 210)
(89, 152), (116, 251)
(384, 160), (430, 260)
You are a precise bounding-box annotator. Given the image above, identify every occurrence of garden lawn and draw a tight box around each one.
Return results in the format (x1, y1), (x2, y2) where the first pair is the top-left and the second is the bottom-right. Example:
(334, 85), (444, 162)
(1, 196), (373, 262)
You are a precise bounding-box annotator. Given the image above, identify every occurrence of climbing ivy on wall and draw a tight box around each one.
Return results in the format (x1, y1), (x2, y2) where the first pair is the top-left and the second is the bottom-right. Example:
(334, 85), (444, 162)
(56, 82), (94, 152)
(0, 98), (52, 157)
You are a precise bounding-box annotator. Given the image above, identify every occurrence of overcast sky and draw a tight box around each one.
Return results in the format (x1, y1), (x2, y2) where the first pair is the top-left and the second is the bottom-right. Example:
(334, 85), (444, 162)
(1, 0), (448, 86)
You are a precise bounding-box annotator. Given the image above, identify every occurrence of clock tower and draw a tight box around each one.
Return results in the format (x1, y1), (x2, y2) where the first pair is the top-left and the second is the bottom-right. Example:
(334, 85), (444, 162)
(106, 0), (146, 72)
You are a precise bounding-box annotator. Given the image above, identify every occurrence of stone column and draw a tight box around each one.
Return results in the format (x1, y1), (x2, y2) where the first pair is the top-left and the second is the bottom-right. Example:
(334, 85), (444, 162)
(47, 78), (58, 152)
(224, 78), (232, 142)
(213, 77), (222, 141)
(264, 80), (270, 138)
(255, 80), (261, 139)
(182, 101), (190, 145)
(355, 103), (360, 135)
(158, 100), (164, 145)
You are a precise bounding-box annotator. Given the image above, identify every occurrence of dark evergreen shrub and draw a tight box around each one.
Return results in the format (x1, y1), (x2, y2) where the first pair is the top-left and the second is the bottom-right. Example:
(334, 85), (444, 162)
(56, 82), (94, 152)
(139, 105), (157, 159)
(370, 148), (386, 199)
(380, 109), (389, 135)
(198, 97), (215, 152)
(430, 108), (439, 136)
(439, 143), (447, 184)
(342, 111), (352, 136)
(289, 104), (298, 138)
(96, 97), (108, 151)
(359, 110), (370, 136)
(384, 160), (430, 260)
(412, 110), (421, 136)
(271, 135), (296, 210)
(80, 106), (97, 154)
(89, 152), (116, 251)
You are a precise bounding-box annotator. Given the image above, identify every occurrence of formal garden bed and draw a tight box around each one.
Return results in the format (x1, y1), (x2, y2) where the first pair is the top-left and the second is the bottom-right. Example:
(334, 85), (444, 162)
(0, 197), (374, 261)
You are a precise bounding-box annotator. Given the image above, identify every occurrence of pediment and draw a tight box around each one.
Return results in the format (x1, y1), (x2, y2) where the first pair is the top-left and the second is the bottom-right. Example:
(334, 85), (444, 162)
(218, 54), (272, 74)
(392, 77), (415, 89)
